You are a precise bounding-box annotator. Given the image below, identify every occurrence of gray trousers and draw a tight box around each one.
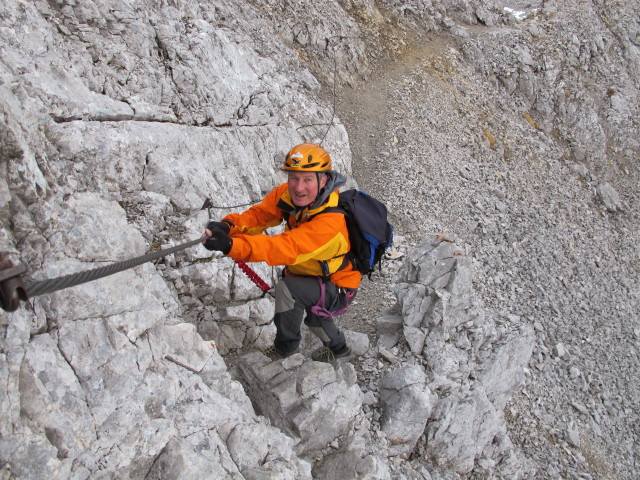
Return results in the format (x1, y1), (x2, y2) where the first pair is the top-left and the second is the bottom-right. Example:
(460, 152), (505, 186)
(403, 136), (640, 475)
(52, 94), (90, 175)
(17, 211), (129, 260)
(273, 276), (354, 353)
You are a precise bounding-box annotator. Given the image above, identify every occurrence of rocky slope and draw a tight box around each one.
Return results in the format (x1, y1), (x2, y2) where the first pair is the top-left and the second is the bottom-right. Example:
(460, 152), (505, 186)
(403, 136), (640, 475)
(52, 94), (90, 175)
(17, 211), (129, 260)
(0, 0), (638, 479)
(336, 1), (640, 478)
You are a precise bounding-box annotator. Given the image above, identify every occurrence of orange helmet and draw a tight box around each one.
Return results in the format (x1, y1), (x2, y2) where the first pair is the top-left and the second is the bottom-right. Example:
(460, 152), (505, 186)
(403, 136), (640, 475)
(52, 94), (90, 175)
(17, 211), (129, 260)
(283, 143), (332, 172)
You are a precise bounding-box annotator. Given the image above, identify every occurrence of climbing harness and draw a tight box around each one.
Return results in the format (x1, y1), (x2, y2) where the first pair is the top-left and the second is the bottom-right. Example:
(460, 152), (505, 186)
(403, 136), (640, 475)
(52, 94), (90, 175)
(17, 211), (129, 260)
(310, 277), (355, 318)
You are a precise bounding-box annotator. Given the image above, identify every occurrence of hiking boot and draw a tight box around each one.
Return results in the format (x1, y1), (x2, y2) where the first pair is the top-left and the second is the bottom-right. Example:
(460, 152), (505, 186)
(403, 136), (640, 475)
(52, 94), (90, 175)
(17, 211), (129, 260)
(261, 345), (298, 361)
(311, 344), (352, 363)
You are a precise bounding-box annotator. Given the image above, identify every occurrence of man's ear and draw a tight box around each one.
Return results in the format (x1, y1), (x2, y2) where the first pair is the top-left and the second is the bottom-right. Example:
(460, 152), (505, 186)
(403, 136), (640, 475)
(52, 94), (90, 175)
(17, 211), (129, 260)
(319, 174), (328, 189)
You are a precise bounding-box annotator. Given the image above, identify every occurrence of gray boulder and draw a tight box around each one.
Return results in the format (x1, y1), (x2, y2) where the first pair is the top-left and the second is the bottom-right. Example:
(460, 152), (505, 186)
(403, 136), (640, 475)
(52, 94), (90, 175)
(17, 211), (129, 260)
(237, 352), (362, 455)
(392, 235), (534, 475)
(379, 365), (437, 457)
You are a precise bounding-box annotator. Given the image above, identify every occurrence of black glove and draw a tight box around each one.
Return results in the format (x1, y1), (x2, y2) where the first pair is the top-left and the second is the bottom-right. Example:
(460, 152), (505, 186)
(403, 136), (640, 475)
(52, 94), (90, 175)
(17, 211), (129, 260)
(206, 220), (232, 236)
(203, 234), (232, 254)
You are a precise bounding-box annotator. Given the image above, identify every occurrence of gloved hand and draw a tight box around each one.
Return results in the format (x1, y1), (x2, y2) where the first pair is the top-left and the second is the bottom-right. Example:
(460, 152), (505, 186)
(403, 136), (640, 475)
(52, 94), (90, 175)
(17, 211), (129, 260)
(203, 234), (232, 254)
(206, 220), (232, 236)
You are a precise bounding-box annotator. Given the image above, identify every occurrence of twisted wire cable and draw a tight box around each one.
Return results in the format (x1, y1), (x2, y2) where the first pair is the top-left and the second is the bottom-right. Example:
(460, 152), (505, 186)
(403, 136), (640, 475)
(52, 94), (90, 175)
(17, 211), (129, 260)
(25, 237), (204, 298)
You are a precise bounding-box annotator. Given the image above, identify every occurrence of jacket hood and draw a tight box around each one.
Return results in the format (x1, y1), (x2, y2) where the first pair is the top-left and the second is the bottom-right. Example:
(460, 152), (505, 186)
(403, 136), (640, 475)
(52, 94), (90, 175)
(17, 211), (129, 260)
(314, 170), (346, 207)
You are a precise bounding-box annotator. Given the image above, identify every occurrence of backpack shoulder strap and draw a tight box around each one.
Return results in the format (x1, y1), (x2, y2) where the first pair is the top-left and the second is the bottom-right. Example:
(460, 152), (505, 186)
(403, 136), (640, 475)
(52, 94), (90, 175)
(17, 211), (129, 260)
(318, 206), (345, 216)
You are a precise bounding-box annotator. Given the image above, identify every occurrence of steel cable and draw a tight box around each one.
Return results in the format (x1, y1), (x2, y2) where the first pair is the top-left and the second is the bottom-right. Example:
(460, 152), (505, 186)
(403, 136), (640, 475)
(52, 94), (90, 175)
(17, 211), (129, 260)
(25, 237), (204, 298)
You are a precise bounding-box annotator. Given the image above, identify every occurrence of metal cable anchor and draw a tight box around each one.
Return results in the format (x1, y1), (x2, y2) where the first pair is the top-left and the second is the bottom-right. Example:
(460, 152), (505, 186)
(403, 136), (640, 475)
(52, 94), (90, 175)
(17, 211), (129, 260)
(0, 254), (28, 312)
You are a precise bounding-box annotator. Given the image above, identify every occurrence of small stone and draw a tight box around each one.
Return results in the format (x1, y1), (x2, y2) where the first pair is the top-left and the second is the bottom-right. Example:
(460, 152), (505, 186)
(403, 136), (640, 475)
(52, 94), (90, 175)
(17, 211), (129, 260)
(378, 333), (400, 350)
(595, 183), (623, 212)
(362, 391), (377, 406)
(566, 424), (581, 448)
(378, 347), (398, 363)
(553, 343), (567, 358)
(569, 366), (581, 379)
(570, 401), (589, 415)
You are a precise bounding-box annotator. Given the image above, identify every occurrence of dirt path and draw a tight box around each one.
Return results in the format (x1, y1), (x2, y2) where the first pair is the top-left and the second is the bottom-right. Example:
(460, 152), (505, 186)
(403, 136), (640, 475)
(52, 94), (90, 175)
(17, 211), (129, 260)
(337, 37), (450, 202)
(331, 34), (456, 337)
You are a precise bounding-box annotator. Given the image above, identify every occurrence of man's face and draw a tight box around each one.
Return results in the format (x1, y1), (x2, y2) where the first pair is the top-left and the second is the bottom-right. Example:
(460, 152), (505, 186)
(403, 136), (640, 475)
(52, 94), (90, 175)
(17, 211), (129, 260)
(287, 171), (328, 207)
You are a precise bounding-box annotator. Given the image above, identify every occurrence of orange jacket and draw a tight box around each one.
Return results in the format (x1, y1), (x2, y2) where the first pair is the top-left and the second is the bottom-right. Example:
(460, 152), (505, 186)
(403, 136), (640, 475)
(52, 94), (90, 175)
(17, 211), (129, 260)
(223, 183), (361, 289)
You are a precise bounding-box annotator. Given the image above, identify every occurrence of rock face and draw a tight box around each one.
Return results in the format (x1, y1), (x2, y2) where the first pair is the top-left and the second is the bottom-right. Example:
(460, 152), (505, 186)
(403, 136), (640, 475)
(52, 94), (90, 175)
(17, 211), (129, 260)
(1, 0), (638, 479)
(379, 365), (437, 457)
(237, 352), (362, 455)
(391, 235), (534, 473)
(0, 1), (350, 478)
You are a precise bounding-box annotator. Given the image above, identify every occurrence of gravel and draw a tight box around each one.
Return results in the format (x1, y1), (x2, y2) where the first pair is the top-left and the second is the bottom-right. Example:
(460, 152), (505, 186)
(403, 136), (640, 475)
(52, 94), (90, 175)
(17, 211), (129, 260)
(331, 21), (639, 480)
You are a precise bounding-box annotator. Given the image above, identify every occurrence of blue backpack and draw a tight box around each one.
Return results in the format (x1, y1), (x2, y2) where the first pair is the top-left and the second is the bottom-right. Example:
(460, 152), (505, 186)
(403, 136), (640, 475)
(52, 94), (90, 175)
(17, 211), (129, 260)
(327, 189), (394, 278)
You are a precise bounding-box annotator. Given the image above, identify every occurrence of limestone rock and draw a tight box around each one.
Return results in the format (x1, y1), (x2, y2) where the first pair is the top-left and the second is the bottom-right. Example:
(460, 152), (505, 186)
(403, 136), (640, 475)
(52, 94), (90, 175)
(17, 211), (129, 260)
(392, 236), (533, 475)
(595, 182), (624, 212)
(375, 308), (404, 335)
(237, 352), (362, 454)
(19, 334), (96, 462)
(312, 448), (391, 480)
(1, 0), (638, 479)
(145, 436), (242, 480)
(149, 323), (215, 373)
(379, 365), (437, 456)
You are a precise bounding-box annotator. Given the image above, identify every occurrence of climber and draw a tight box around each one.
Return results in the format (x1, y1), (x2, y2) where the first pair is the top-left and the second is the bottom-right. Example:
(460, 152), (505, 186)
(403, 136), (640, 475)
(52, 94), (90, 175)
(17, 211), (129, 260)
(202, 143), (360, 362)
